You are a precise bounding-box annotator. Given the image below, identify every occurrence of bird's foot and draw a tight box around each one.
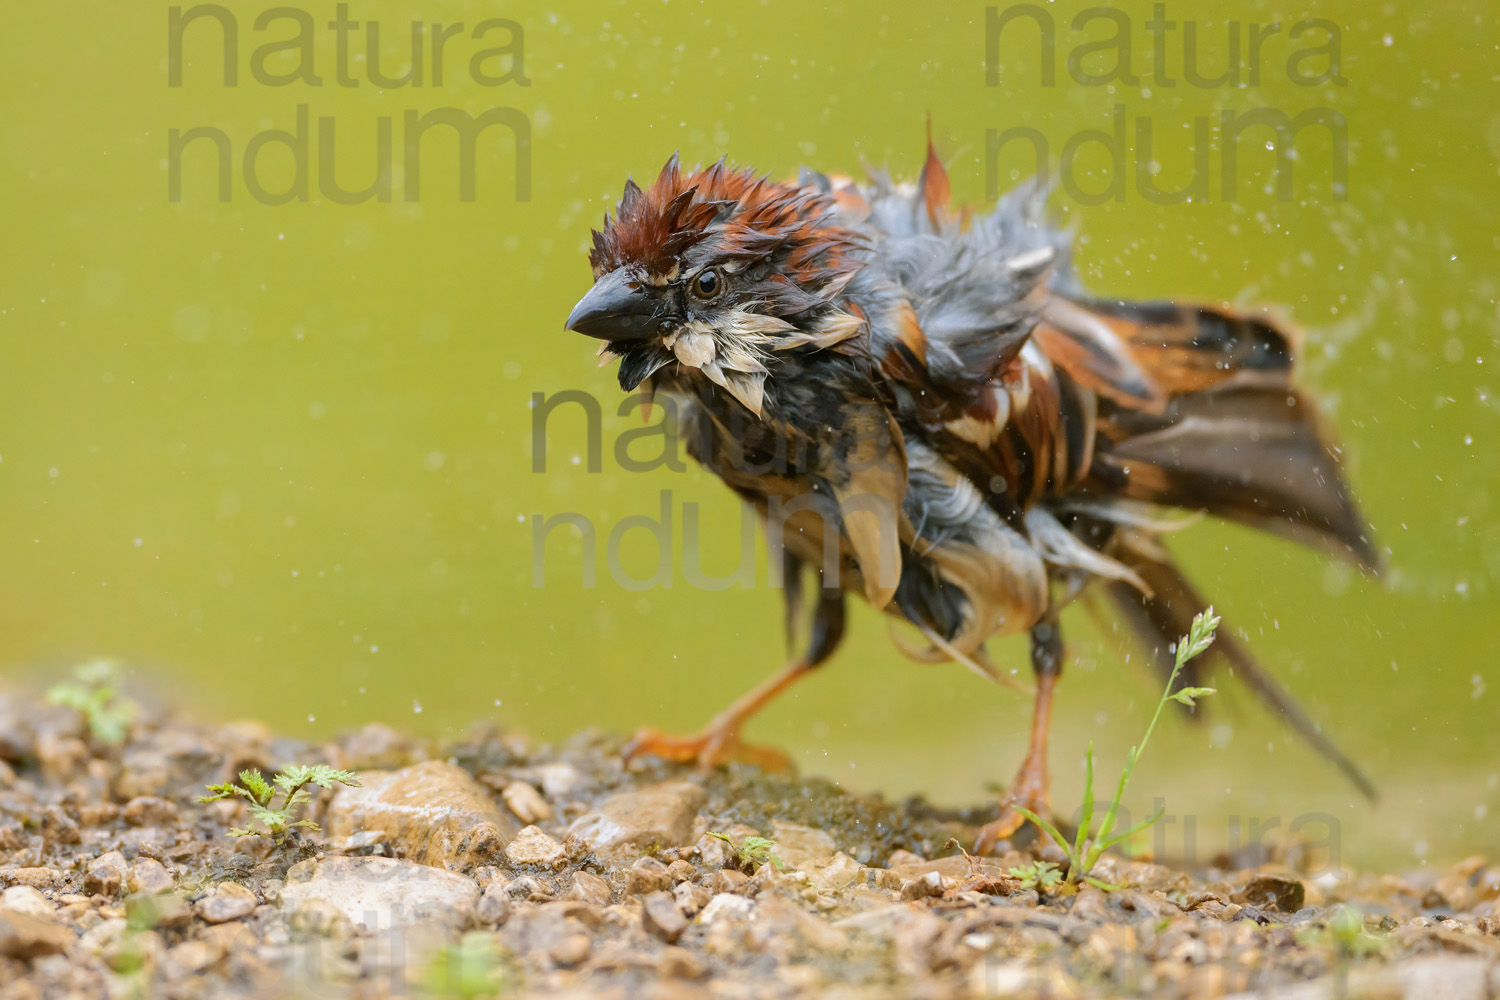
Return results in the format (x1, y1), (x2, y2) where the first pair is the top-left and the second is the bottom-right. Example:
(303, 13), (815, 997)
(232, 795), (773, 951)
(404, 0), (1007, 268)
(974, 758), (1053, 856)
(621, 724), (793, 772)
(973, 798), (1057, 857)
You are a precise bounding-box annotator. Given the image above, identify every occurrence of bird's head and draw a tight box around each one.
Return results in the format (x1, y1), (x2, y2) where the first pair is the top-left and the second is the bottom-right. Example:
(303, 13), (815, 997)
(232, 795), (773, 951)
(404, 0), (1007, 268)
(565, 155), (866, 417)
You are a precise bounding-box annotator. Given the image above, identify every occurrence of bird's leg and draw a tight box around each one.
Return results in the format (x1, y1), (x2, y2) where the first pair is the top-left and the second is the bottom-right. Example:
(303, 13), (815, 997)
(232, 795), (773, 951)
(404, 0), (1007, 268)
(623, 589), (845, 772)
(622, 659), (809, 771)
(976, 620), (1064, 855)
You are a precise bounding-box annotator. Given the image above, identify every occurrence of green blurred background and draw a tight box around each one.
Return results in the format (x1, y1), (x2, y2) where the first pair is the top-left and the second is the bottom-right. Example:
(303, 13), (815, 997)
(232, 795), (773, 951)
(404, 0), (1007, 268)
(1, 1), (1495, 868)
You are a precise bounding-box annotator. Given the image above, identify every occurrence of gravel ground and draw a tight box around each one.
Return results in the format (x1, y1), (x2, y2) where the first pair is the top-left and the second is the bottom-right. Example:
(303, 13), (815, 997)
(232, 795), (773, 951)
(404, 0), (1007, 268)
(0, 688), (1497, 999)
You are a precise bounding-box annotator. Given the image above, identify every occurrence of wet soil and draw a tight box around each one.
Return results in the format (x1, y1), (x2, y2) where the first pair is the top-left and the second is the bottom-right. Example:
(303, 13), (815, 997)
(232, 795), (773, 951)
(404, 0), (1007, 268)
(0, 689), (1496, 999)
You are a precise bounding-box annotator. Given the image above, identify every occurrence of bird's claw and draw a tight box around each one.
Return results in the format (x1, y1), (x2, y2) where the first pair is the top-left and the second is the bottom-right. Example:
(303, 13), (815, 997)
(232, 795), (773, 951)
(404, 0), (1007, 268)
(974, 760), (1053, 855)
(621, 725), (793, 772)
(974, 799), (1056, 857)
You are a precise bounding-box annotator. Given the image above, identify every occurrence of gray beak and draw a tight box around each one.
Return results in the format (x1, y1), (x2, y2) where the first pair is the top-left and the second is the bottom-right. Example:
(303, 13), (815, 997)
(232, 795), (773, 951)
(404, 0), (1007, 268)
(564, 270), (661, 341)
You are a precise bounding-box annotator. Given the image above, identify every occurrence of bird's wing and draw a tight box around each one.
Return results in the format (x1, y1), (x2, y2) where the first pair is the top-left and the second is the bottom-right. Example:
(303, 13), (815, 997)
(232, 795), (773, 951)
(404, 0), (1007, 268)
(851, 198), (1378, 572)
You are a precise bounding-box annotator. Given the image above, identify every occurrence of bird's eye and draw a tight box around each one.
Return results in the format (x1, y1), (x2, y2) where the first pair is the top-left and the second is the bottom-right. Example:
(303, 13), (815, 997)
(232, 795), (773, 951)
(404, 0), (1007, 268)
(691, 269), (722, 300)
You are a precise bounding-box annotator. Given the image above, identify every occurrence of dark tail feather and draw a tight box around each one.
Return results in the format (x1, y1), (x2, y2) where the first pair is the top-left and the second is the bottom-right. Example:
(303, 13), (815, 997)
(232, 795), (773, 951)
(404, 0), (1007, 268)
(1107, 556), (1378, 802)
(1065, 297), (1382, 572)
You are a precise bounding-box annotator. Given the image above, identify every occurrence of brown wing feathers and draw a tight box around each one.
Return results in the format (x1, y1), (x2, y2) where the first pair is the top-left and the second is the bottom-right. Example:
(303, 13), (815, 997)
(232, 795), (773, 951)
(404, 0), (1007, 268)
(878, 238), (1378, 795)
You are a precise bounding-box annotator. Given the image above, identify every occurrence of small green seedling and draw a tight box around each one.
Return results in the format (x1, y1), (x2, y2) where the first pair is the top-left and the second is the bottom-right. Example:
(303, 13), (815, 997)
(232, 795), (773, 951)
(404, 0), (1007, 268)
(1296, 903), (1387, 958)
(1008, 859), (1063, 891)
(707, 831), (792, 873)
(199, 764), (361, 843)
(47, 660), (136, 746)
(1016, 608), (1221, 890)
(110, 894), (164, 977)
(421, 931), (509, 999)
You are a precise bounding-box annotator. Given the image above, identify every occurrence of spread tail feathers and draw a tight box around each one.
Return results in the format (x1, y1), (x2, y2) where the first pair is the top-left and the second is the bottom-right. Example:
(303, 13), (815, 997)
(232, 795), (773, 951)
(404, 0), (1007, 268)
(1107, 553), (1378, 801)
(1053, 296), (1382, 572)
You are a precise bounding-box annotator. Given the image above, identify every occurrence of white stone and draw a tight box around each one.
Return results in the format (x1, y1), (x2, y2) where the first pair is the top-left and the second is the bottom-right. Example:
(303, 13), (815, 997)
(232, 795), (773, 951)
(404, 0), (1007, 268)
(0, 886), (55, 920)
(279, 856), (480, 933)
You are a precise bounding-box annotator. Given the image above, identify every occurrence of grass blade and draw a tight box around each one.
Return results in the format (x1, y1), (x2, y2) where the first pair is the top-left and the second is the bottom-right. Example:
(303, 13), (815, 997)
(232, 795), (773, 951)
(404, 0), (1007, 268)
(1100, 804), (1166, 853)
(1073, 743), (1097, 860)
(1014, 807), (1071, 857)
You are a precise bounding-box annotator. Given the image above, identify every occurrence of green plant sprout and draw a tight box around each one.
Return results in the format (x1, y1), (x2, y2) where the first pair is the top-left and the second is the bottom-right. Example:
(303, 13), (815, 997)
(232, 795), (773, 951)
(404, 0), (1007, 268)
(1008, 859), (1064, 891)
(47, 660), (136, 746)
(706, 831), (792, 872)
(421, 931), (510, 999)
(1015, 607), (1221, 890)
(1296, 903), (1387, 958)
(199, 764), (361, 842)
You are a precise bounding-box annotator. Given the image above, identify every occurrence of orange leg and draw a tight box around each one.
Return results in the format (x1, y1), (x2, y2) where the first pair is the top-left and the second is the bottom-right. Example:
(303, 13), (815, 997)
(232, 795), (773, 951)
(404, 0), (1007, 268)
(975, 621), (1063, 855)
(623, 590), (845, 772)
(622, 657), (812, 771)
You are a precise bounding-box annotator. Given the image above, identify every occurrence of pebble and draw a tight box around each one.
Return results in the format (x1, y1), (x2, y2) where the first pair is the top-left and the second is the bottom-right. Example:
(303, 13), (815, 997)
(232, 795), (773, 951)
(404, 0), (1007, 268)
(37, 735), (90, 782)
(325, 760), (519, 871)
(280, 855), (480, 932)
(501, 781), (552, 824)
(533, 763), (580, 799)
(699, 869), (750, 894)
(1070, 885), (1110, 922)
(76, 803), (120, 827)
(673, 880), (712, 916)
(900, 871), (945, 901)
(626, 856), (674, 896)
(567, 870), (613, 907)
(556, 900), (606, 930)
(130, 893), (191, 929)
(658, 945), (707, 980)
(476, 881), (513, 925)
(0, 887), (54, 920)
(566, 780), (704, 855)
(506, 874), (557, 902)
(42, 805), (80, 844)
(128, 858), (175, 895)
(166, 938), (222, 975)
(551, 929), (592, 967)
(284, 897), (353, 939)
(0, 909), (73, 960)
(699, 892), (754, 926)
(1, 869), (65, 891)
(769, 820), (838, 868)
(1237, 873), (1307, 913)
(501, 903), (595, 970)
(111, 729), (220, 800)
(641, 891), (687, 943)
(0, 695), (34, 760)
(505, 825), (567, 868)
(1116, 889), (1183, 919)
(196, 882), (257, 924)
(84, 851), (127, 898)
(123, 796), (179, 827)
(804, 852), (862, 895)
(75, 918), (127, 958)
